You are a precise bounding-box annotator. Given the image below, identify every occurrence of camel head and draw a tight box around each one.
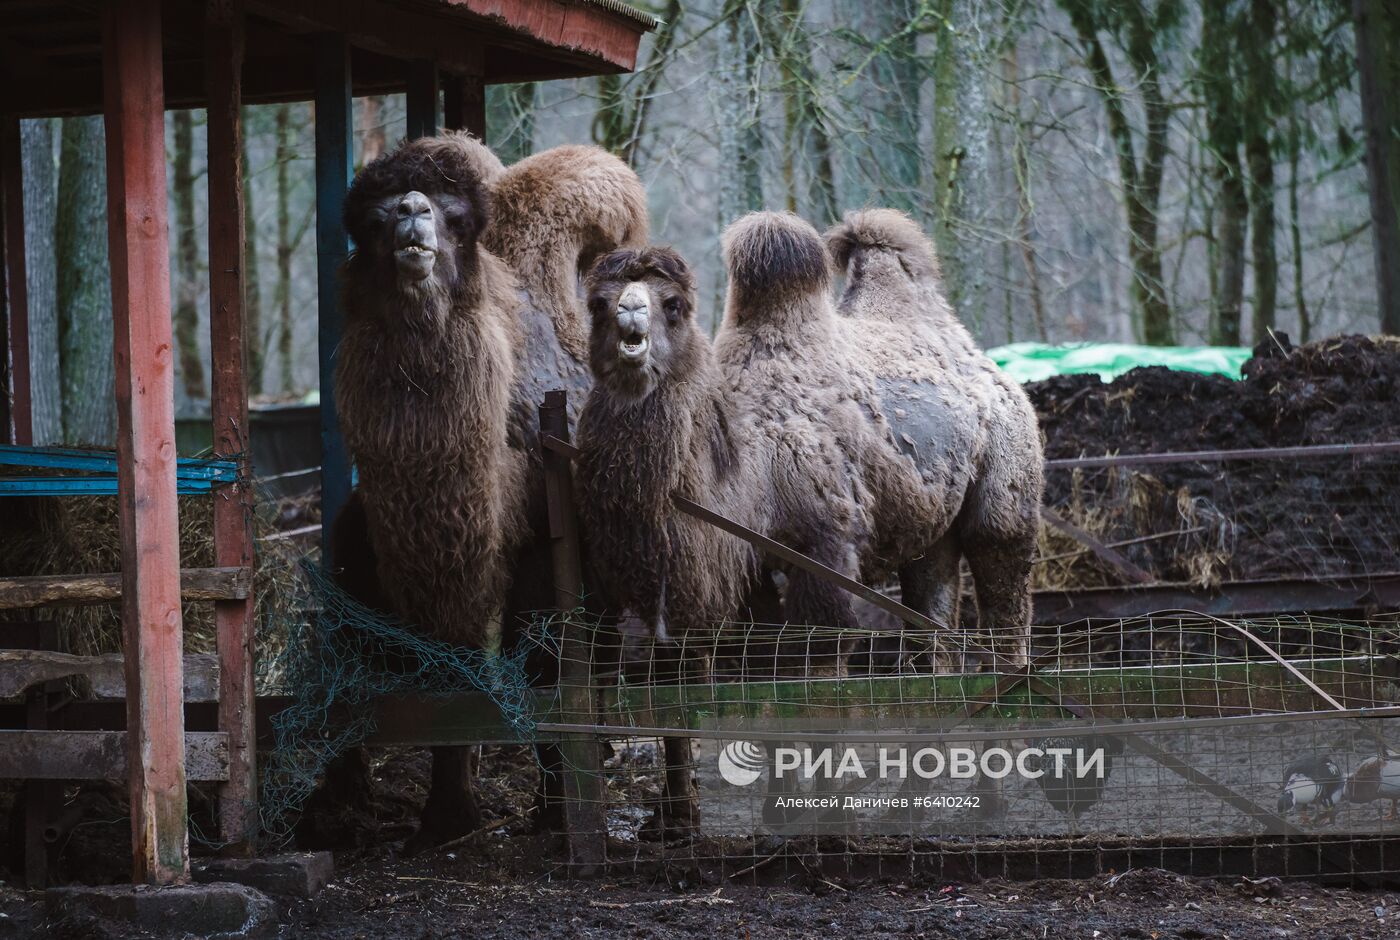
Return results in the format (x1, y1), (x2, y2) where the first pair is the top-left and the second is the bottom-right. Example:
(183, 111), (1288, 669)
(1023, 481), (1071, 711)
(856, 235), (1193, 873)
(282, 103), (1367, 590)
(584, 246), (702, 398)
(342, 134), (492, 309)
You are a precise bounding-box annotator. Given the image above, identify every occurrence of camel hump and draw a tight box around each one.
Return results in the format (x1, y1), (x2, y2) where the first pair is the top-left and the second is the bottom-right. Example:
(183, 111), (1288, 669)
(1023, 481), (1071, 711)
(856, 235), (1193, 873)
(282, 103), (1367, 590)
(434, 129), (507, 184)
(485, 144), (649, 278)
(721, 210), (831, 302)
(825, 208), (940, 283)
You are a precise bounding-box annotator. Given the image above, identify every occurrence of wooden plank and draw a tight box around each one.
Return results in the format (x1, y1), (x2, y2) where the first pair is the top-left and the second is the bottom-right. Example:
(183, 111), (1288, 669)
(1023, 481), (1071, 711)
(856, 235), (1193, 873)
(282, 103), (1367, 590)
(314, 32), (353, 566)
(1, 114), (31, 445)
(0, 730), (228, 781)
(1033, 572), (1400, 624)
(0, 567), (251, 610)
(0, 650), (219, 701)
(101, 0), (188, 885)
(1045, 440), (1400, 471)
(204, 0), (257, 858)
(1039, 507), (1153, 584)
(539, 390), (606, 869)
(442, 73), (485, 138)
(22, 623), (58, 890)
(404, 58), (439, 140)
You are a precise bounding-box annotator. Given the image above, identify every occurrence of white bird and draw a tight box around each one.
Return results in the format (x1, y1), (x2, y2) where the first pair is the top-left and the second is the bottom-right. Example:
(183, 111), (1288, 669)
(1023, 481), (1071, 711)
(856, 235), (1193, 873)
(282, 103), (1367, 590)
(1277, 756), (1343, 825)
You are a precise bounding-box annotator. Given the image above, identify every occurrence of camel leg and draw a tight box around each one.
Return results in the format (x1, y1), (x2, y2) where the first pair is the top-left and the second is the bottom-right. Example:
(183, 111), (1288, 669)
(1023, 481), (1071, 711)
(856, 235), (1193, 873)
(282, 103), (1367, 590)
(899, 536), (963, 671)
(660, 736), (700, 837)
(782, 537), (862, 672)
(404, 745), (483, 855)
(533, 743), (567, 831)
(295, 746), (375, 849)
(963, 531), (1036, 672)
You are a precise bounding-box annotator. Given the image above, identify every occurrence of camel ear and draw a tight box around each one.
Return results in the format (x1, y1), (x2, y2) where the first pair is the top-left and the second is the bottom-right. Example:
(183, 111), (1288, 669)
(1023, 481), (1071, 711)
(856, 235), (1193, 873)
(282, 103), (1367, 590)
(647, 247), (696, 295)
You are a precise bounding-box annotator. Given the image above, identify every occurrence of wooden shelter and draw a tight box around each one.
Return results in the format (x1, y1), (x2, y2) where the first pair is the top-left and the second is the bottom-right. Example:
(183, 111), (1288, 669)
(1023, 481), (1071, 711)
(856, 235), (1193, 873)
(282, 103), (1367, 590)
(0, 0), (653, 886)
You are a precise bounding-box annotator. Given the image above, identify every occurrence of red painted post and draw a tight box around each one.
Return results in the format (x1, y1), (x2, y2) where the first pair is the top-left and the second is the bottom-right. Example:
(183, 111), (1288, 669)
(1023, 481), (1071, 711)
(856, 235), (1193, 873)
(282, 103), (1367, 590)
(0, 115), (31, 445)
(102, 0), (189, 884)
(205, 0), (256, 856)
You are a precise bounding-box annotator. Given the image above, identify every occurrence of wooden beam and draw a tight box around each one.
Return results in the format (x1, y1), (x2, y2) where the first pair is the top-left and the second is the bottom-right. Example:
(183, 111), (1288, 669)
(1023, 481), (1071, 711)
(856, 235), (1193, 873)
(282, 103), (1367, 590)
(1039, 507), (1153, 585)
(0, 650), (220, 701)
(0, 730), (228, 781)
(314, 33), (353, 566)
(0, 567), (251, 610)
(0, 114), (30, 445)
(539, 390), (607, 870)
(443, 73), (485, 138)
(404, 58), (439, 140)
(101, 0), (188, 885)
(204, 0), (257, 858)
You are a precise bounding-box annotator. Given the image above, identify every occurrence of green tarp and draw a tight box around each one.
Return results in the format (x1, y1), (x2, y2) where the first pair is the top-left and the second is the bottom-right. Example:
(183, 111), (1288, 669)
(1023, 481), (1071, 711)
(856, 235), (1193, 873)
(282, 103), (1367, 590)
(986, 342), (1252, 384)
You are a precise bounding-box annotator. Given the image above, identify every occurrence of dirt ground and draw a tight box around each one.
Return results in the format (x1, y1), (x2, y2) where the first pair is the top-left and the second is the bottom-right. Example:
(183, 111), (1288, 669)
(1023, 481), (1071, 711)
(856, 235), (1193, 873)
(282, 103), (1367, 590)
(3, 839), (1397, 939)
(3, 746), (1400, 938)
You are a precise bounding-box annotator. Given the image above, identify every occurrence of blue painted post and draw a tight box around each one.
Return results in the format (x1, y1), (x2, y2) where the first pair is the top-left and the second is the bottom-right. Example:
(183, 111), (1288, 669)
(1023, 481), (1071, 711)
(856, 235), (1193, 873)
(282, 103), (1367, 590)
(315, 33), (353, 566)
(405, 60), (440, 140)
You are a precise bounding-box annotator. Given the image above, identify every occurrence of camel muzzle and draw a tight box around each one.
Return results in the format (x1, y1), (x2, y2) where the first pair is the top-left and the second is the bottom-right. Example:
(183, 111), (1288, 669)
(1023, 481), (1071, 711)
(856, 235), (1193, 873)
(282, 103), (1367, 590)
(394, 190), (439, 281)
(616, 281), (651, 365)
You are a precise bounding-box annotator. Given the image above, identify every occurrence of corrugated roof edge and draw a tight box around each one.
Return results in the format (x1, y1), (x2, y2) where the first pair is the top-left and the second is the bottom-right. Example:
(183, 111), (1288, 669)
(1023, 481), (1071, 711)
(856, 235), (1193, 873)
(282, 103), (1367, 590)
(579, 0), (660, 30)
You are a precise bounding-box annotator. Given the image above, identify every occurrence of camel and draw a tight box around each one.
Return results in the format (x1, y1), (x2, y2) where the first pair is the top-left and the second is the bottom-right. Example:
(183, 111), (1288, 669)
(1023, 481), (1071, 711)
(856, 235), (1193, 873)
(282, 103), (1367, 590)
(319, 132), (647, 852)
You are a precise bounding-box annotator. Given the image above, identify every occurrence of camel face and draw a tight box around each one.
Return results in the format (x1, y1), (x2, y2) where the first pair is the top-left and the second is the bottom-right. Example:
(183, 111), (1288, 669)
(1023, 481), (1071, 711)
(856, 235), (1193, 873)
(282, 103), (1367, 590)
(355, 187), (473, 292)
(585, 247), (701, 399)
(343, 136), (490, 313)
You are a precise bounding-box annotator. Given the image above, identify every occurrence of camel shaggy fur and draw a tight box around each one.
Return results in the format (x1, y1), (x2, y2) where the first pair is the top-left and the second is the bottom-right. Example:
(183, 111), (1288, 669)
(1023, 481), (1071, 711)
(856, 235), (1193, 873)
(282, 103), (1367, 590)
(825, 208), (1044, 666)
(575, 247), (760, 647)
(327, 132), (647, 849)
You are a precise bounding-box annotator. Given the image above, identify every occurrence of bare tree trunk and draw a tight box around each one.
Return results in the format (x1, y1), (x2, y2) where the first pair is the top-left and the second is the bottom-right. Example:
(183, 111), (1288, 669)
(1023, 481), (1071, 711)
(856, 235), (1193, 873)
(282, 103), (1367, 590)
(21, 119), (60, 444)
(1244, 0), (1277, 341)
(1285, 52), (1310, 343)
(274, 103), (294, 393)
(763, 0), (837, 223)
(717, 0), (764, 227)
(1201, 0), (1247, 345)
(1354, 0), (1400, 335)
(846, 0), (922, 214)
(55, 116), (114, 446)
(242, 107), (264, 394)
(361, 95), (387, 164)
(1062, 1), (1174, 344)
(172, 109), (206, 403)
(933, 0), (994, 331)
(1004, 44), (1047, 341)
(487, 84), (537, 165)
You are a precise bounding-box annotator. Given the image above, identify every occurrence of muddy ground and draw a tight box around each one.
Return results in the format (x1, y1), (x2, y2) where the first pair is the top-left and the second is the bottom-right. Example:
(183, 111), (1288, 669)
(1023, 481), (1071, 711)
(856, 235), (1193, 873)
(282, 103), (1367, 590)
(5, 746), (1400, 938)
(2, 834), (1398, 938)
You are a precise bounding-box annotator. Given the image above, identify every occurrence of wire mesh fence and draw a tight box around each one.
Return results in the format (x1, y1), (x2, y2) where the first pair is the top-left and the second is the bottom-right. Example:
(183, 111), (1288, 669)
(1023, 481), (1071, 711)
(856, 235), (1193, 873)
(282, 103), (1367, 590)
(1034, 443), (1400, 590)
(529, 611), (1400, 883)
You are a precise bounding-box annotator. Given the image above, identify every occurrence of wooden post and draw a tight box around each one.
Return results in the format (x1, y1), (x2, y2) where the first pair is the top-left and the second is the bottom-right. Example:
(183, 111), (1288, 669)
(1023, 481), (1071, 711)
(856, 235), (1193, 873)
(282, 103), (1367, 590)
(0, 114), (31, 445)
(405, 59), (440, 140)
(8, 622), (60, 889)
(539, 390), (606, 870)
(442, 73), (486, 139)
(205, 0), (256, 855)
(315, 33), (353, 566)
(102, 0), (188, 885)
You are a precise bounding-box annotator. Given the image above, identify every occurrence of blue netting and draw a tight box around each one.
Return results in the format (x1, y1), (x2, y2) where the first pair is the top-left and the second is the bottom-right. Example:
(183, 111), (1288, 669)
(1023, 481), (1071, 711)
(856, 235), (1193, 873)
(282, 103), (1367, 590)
(256, 559), (542, 847)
